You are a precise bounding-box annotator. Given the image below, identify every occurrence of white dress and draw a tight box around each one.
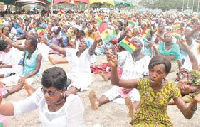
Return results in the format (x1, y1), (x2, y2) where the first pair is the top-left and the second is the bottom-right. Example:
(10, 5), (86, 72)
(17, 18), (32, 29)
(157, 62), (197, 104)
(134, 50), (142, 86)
(65, 48), (92, 91)
(0, 47), (23, 77)
(103, 51), (151, 104)
(13, 87), (84, 127)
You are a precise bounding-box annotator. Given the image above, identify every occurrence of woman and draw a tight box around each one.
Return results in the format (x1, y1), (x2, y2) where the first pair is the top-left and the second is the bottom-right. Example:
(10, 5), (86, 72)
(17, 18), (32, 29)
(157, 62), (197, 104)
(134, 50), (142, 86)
(0, 40), (22, 78)
(0, 67), (84, 127)
(89, 38), (150, 116)
(42, 31), (100, 95)
(0, 32), (42, 97)
(108, 55), (198, 126)
(154, 33), (181, 80)
(142, 29), (155, 57)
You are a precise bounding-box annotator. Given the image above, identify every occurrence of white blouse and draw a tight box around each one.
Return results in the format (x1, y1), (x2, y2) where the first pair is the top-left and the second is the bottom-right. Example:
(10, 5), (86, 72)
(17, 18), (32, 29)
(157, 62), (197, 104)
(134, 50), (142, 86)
(13, 87), (84, 127)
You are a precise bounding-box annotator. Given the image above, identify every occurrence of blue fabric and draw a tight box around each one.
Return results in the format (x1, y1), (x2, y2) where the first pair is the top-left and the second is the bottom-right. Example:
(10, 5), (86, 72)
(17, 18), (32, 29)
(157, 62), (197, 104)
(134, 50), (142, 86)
(22, 50), (39, 76)
(14, 23), (24, 37)
(142, 37), (155, 56)
(158, 42), (181, 61)
(16, 27), (24, 37)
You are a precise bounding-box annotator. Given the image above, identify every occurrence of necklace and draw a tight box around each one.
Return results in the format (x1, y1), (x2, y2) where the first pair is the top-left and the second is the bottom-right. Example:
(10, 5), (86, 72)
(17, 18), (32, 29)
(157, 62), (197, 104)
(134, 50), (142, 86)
(50, 97), (66, 112)
(55, 97), (65, 105)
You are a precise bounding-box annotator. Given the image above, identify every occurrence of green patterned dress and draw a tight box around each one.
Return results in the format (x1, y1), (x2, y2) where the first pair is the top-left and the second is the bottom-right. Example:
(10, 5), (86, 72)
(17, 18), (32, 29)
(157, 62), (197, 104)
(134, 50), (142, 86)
(131, 78), (181, 127)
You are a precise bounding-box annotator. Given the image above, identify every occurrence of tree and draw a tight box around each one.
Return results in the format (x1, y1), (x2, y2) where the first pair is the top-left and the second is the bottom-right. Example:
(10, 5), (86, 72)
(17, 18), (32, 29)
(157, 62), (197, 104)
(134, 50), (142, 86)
(139, 0), (199, 11)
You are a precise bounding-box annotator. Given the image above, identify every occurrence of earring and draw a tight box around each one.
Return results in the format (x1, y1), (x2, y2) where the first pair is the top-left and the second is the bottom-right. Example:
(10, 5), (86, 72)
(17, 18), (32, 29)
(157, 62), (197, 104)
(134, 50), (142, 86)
(61, 92), (65, 98)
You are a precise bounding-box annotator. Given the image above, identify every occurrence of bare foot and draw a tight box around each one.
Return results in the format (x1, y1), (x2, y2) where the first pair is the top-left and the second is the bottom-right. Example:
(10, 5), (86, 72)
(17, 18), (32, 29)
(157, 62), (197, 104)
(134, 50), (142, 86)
(125, 97), (134, 117)
(48, 56), (56, 65)
(88, 90), (99, 110)
(24, 82), (33, 96)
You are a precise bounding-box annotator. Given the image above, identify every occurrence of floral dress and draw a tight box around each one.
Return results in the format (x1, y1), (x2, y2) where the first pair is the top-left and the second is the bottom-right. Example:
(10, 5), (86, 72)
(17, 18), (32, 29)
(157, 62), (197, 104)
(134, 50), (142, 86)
(131, 78), (181, 127)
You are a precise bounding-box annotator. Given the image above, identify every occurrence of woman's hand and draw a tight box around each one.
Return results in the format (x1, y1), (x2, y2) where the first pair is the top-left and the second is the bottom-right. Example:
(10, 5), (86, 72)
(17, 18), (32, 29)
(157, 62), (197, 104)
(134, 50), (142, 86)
(178, 39), (189, 49)
(179, 85), (192, 95)
(107, 54), (118, 68)
(93, 31), (101, 42)
(194, 93), (200, 102)
(0, 29), (2, 36)
(0, 91), (2, 104)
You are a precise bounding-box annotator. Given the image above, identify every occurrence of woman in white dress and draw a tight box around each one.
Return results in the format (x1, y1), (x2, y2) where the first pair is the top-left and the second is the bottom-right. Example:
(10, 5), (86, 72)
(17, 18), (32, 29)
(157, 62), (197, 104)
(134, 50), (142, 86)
(0, 67), (84, 127)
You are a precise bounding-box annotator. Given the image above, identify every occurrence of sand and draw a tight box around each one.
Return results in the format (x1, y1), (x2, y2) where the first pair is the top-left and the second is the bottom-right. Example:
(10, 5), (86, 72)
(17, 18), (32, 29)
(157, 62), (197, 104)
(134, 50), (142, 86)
(1, 56), (200, 127)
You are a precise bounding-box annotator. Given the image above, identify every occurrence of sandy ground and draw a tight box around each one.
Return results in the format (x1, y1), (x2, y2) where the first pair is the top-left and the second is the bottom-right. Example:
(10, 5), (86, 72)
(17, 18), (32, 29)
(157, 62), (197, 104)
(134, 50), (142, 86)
(1, 56), (200, 127)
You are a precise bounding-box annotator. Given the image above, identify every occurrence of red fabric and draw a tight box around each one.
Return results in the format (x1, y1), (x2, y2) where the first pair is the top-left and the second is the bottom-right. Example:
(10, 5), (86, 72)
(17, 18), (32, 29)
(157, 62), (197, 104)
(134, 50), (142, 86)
(54, 0), (65, 4)
(91, 63), (122, 77)
(66, 0), (89, 3)
(98, 23), (108, 33)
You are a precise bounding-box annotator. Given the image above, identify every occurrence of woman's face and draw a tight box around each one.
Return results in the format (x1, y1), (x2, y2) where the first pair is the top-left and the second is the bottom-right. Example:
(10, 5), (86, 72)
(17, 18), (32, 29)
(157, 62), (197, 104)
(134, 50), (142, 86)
(126, 30), (133, 38)
(132, 39), (142, 53)
(42, 86), (63, 106)
(3, 27), (9, 35)
(149, 64), (167, 85)
(24, 40), (33, 51)
(78, 39), (87, 52)
(158, 25), (163, 32)
(164, 33), (172, 43)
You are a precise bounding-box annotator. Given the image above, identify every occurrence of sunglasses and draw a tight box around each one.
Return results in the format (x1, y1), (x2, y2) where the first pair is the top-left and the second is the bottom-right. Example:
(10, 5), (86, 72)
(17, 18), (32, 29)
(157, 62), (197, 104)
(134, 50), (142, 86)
(41, 87), (59, 96)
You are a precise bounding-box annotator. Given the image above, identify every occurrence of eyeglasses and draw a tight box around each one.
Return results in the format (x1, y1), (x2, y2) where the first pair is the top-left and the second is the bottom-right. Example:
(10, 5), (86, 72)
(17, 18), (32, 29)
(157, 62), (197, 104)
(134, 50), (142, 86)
(41, 87), (59, 96)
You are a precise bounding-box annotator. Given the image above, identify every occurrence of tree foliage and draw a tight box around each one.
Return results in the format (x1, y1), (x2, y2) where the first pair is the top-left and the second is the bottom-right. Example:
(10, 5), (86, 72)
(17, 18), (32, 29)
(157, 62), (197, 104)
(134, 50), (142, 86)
(139, 0), (199, 11)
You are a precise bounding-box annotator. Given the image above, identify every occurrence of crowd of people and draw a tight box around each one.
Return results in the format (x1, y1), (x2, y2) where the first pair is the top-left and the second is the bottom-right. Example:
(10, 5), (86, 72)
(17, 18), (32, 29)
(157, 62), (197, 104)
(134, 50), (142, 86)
(0, 8), (199, 126)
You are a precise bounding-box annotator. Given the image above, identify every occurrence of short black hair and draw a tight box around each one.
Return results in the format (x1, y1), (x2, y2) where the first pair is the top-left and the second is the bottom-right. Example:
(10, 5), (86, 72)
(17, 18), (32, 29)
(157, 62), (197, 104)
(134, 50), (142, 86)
(148, 56), (171, 74)
(0, 39), (8, 51)
(41, 67), (68, 90)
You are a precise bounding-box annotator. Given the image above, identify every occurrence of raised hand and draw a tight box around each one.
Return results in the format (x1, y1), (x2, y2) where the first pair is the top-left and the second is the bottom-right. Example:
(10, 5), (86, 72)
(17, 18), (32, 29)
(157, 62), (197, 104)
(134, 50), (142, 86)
(39, 36), (48, 45)
(179, 39), (188, 46)
(179, 85), (192, 95)
(93, 31), (101, 42)
(107, 54), (118, 68)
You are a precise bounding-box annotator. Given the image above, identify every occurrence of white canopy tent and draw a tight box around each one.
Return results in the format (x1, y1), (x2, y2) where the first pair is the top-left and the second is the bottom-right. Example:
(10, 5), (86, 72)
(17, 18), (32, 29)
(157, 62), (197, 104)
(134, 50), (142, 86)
(15, 0), (48, 5)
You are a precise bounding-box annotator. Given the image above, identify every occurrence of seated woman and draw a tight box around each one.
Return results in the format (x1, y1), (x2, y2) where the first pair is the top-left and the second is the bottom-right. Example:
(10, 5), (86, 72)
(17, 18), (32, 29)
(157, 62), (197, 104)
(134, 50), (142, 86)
(108, 54), (199, 126)
(0, 67), (84, 127)
(47, 29), (86, 65)
(89, 38), (151, 117)
(92, 46), (123, 81)
(0, 32), (42, 97)
(0, 40), (22, 78)
(168, 39), (200, 104)
(41, 31), (100, 95)
(154, 33), (181, 80)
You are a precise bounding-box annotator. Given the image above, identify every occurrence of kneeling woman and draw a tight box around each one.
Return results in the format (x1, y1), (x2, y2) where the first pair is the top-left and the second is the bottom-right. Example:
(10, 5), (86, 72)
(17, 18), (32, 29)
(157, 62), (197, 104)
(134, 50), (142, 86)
(0, 67), (84, 127)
